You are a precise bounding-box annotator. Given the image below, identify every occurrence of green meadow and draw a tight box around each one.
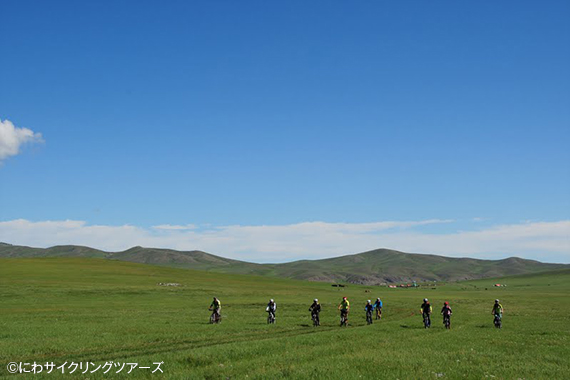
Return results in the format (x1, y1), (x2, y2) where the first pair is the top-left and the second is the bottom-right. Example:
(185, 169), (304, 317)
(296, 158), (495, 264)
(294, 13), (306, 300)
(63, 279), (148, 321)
(1, 258), (569, 379)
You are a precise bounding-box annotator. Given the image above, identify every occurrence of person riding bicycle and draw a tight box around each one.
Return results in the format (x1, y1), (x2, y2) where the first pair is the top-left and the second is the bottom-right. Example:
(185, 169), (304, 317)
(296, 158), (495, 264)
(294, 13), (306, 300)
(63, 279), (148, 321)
(491, 299), (503, 322)
(420, 298), (432, 328)
(365, 300), (374, 324)
(309, 299), (321, 326)
(373, 297), (383, 319)
(338, 296), (350, 326)
(266, 299), (277, 322)
(441, 301), (452, 328)
(209, 297), (221, 323)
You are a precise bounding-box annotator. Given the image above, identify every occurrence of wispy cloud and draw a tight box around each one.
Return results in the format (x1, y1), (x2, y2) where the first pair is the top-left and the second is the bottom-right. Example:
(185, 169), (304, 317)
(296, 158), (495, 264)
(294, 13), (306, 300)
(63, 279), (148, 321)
(152, 224), (197, 231)
(0, 219), (568, 263)
(0, 119), (43, 163)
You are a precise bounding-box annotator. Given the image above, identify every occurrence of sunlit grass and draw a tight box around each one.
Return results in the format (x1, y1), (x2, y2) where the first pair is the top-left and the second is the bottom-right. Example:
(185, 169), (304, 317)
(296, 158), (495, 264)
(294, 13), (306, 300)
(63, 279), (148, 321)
(1, 258), (569, 379)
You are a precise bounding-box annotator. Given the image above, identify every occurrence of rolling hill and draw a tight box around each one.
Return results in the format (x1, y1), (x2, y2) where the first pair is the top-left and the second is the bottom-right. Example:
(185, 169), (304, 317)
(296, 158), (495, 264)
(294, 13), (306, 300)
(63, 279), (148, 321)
(1, 242), (567, 284)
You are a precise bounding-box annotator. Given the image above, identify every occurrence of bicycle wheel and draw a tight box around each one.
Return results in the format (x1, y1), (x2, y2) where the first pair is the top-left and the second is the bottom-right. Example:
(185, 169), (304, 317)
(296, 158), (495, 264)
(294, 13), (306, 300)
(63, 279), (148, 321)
(494, 316), (502, 329)
(340, 312), (347, 326)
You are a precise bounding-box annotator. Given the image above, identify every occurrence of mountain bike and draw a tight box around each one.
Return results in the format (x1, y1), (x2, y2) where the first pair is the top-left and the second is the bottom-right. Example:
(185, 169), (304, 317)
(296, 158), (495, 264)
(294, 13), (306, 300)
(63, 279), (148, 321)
(423, 313), (431, 328)
(494, 313), (502, 329)
(340, 310), (348, 327)
(311, 312), (320, 327)
(267, 310), (275, 324)
(443, 314), (451, 329)
(375, 307), (382, 320)
(209, 310), (221, 324)
(366, 310), (373, 325)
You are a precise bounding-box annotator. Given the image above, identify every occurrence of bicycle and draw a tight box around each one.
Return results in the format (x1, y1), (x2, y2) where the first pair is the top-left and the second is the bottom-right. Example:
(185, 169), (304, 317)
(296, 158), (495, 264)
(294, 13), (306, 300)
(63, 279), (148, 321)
(311, 312), (320, 327)
(443, 314), (451, 329)
(340, 310), (348, 327)
(267, 310), (276, 324)
(375, 307), (382, 320)
(366, 310), (373, 325)
(209, 310), (221, 324)
(423, 313), (431, 328)
(494, 313), (502, 329)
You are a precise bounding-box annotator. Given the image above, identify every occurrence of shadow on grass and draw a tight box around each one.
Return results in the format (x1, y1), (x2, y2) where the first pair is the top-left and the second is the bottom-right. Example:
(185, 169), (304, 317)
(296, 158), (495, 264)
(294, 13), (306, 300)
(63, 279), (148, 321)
(400, 324), (427, 329)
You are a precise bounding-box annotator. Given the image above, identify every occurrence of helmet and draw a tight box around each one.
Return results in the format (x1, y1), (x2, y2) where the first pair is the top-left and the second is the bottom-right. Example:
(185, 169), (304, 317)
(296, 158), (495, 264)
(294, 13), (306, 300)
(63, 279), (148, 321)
(270, 299), (274, 303)
(495, 299), (499, 303)
(424, 298), (428, 302)
(377, 298), (380, 300)
(314, 299), (318, 302)
(444, 301), (449, 305)
(367, 300), (371, 303)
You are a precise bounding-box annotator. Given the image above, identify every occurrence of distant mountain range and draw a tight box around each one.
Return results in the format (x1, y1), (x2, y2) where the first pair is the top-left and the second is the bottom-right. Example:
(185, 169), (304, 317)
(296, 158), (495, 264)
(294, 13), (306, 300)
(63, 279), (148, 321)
(1, 242), (567, 285)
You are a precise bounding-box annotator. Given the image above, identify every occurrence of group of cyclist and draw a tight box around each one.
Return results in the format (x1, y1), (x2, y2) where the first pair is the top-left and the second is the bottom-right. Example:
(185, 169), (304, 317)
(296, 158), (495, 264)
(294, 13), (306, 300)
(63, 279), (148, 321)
(209, 296), (504, 329)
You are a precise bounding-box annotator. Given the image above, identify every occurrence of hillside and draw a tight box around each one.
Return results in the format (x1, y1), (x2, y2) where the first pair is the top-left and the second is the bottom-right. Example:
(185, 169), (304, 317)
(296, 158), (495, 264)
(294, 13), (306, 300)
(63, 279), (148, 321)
(271, 249), (569, 284)
(0, 242), (267, 273)
(0, 242), (567, 284)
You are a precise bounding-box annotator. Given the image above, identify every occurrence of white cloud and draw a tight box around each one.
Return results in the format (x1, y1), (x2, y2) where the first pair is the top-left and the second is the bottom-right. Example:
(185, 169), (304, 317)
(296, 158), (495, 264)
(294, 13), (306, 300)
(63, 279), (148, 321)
(152, 224), (197, 231)
(0, 219), (568, 263)
(0, 119), (43, 162)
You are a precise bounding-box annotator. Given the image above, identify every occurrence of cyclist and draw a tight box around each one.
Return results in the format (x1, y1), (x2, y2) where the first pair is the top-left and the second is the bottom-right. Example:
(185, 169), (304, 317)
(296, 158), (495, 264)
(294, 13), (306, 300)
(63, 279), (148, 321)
(491, 299), (504, 327)
(266, 299), (277, 323)
(420, 298), (432, 328)
(441, 301), (452, 329)
(209, 297), (221, 323)
(309, 299), (321, 326)
(338, 296), (350, 326)
(373, 297), (383, 320)
(365, 300), (374, 324)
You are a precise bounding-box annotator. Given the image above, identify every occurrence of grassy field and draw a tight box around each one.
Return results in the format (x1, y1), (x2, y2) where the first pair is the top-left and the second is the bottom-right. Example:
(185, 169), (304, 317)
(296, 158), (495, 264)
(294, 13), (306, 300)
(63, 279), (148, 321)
(1, 258), (569, 379)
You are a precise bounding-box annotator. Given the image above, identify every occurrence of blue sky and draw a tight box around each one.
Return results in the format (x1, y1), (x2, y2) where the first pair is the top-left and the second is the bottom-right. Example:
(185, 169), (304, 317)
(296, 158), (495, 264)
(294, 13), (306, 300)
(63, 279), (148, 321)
(1, 1), (569, 262)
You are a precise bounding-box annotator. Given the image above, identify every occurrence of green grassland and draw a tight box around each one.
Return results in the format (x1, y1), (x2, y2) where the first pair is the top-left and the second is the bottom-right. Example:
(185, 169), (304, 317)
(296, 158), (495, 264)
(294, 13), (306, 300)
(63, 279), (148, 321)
(1, 258), (569, 379)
